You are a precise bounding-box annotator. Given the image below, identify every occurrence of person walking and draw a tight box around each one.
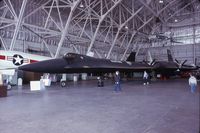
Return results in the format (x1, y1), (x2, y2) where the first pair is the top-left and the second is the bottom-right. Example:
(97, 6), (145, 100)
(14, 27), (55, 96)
(189, 73), (197, 93)
(114, 71), (121, 92)
(143, 70), (149, 85)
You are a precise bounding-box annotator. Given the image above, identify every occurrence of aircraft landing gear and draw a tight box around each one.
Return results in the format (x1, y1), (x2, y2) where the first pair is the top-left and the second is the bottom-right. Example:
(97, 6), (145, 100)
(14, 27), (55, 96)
(60, 81), (66, 87)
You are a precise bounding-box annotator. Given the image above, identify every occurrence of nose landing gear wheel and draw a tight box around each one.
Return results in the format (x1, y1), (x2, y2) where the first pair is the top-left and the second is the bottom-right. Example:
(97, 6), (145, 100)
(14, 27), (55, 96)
(60, 81), (66, 87)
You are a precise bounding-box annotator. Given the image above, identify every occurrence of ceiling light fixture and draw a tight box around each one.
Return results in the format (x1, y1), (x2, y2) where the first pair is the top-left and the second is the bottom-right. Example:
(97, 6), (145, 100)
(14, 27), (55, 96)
(159, 0), (164, 3)
(79, 3), (84, 8)
(125, 26), (128, 29)
(174, 19), (178, 22)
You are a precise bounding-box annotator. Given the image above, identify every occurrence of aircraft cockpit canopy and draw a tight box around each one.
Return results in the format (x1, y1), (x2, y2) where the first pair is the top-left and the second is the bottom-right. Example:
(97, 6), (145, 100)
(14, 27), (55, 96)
(63, 53), (77, 60)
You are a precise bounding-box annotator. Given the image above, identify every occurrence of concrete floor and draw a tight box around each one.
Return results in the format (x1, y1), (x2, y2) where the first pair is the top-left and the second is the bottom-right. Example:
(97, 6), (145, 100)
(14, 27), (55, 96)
(0, 79), (199, 133)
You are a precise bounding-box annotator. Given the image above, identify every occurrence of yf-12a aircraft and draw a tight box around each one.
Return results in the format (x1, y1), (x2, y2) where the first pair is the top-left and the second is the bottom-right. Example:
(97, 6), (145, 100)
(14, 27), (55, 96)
(19, 52), (152, 74)
(18, 49), (199, 80)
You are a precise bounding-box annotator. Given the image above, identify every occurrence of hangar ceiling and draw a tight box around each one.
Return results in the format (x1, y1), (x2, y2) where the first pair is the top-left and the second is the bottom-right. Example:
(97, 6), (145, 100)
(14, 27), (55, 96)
(0, 0), (200, 59)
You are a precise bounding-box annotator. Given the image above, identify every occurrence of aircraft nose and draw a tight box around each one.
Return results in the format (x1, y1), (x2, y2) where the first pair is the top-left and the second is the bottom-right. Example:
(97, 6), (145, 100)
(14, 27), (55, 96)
(18, 62), (44, 72)
(18, 58), (66, 73)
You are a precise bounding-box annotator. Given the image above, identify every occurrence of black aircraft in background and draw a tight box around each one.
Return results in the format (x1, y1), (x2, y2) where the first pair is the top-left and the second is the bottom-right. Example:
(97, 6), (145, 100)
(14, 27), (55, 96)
(147, 49), (199, 78)
(19, 52), (152, 74)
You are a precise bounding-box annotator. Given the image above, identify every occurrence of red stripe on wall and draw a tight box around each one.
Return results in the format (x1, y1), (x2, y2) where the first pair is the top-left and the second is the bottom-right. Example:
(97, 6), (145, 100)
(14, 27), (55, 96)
(0, 55), (6, 60)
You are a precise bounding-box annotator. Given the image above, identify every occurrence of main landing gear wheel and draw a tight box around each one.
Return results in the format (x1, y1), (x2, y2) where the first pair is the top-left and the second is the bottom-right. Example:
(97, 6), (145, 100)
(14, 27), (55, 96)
(60, 81), (66, 87)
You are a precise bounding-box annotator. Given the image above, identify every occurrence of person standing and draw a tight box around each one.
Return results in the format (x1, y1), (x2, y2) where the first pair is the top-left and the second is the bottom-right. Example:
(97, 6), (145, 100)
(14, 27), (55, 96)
(114, 71), (121, 92)
(143, 71), (149, 85)
(189, 73), (197, 93)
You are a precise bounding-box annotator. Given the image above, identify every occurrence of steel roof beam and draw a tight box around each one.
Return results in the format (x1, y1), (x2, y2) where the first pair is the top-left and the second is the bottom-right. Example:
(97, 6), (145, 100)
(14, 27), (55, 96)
(55, 0), (64, 29)
(42, 9), (62, 31)
(55, 0), (81, 57)
(9, 0), (28, 50)
(139, 0), (165, 24)
(121, 15), (154, 61)
(3, 0), (17, 18)
(121, 31), (136, 60)
(44, 0), (55, 28)
(149, 0), (178, 33)
(106, 6), (144, 59)
(0, 7), (8, 26)
(166, 0), (196, 22)
(23, 0), (52, 19)
(0, 36), (7, 50)
(86, 0), (122, 54)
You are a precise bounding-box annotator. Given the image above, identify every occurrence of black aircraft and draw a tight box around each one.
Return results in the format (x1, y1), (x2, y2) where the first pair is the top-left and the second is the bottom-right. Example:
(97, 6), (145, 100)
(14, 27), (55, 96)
(18, 52), (152, 74)
(147, 49), (199, 78)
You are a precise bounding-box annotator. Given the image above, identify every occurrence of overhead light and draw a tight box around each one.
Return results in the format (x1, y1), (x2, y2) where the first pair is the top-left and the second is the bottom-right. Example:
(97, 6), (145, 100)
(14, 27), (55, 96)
(159, 0), (164, 3)
(174, 19), (178, 22)
(125, 26), (128, 29)
(79, 3), (84, 8)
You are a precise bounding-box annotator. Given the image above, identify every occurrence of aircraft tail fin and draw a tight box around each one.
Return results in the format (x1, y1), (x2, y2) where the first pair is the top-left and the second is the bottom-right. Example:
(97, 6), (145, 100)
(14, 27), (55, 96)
(126, 52), (136, 62)
(167, 49), (173, 62)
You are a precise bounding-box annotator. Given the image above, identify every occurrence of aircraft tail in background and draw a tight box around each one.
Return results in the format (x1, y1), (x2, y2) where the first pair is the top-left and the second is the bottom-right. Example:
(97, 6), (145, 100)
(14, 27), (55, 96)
(126, 52), (136, 62)
(167, 49), (173, 62)
(147, 50), (153, 63)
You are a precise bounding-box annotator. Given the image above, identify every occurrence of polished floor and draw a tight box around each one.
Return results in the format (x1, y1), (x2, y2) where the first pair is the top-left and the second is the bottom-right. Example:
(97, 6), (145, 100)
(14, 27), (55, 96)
(0, 79), (199, 133)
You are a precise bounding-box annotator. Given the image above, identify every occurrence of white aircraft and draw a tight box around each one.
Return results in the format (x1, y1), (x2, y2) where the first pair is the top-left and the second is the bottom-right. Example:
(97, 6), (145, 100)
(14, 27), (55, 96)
(0, 50), (51, 76)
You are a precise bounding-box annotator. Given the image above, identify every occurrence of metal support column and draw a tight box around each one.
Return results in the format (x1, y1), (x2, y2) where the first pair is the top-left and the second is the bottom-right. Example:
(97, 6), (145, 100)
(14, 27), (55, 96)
(121, 32), (136, 60)
(121, 16), (154, 60)
(106, 6), (143, 59)
(0, 36), (7, 50)
(9, 0), (28, 50)
(55, 0), (81, 58)
(0, 8), (8, 26)
(86, 0), (122, 54)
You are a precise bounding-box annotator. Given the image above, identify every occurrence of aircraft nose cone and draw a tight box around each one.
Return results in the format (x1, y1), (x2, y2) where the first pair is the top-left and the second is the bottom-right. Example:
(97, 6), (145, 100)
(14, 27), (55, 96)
(18, 62), (42, 72)
(18, 58), (67, 73)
